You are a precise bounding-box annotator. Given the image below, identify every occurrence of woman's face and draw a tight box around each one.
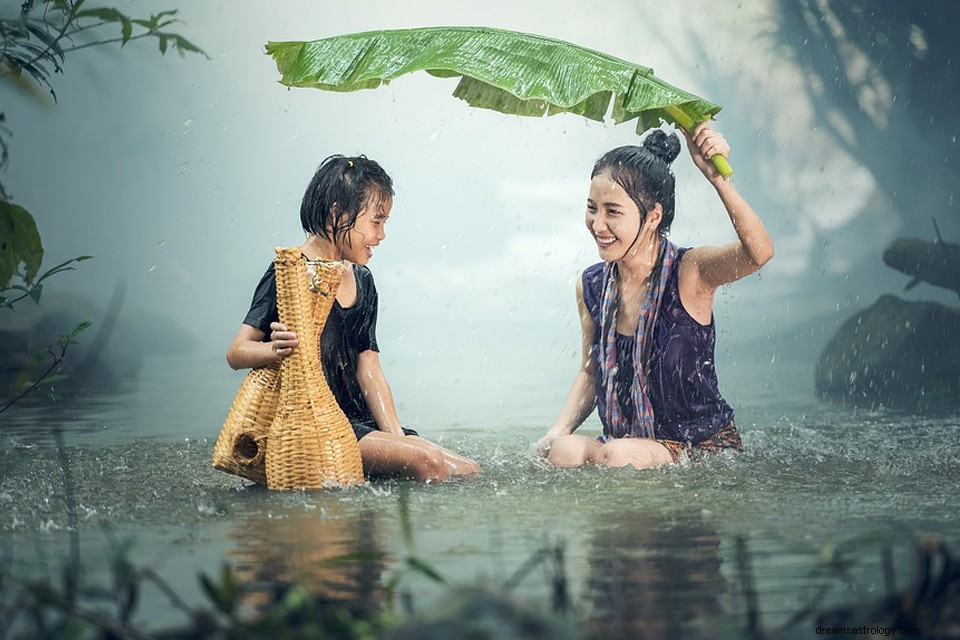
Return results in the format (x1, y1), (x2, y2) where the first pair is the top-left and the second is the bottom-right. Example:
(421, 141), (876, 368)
(339, 194), (392, 265)
(585, 171), (644, 262)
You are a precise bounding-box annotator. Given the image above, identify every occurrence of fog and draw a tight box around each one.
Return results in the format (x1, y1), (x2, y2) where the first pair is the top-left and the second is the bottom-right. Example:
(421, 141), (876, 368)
(5, 0), (957, 426)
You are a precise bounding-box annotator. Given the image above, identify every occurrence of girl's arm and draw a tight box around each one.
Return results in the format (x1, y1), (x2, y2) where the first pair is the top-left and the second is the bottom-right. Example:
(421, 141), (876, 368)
(533, 278), (598, 454)
(356, 350), (406, 436)
(226, 322), (298, 370)
(682, 123), (774, 291)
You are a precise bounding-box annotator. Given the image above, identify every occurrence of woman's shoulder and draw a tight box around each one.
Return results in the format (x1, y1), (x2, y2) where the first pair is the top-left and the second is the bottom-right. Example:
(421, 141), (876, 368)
(582, 261), (604, 283)
(580, 262), (605, 315)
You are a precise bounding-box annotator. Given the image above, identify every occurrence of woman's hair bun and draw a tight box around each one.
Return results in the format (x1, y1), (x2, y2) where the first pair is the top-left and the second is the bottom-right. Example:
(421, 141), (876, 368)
(642, 129), (681, 165)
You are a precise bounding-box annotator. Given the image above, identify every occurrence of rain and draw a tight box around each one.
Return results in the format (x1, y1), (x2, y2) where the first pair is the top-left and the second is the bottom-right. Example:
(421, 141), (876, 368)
(1, 1), (958, 638)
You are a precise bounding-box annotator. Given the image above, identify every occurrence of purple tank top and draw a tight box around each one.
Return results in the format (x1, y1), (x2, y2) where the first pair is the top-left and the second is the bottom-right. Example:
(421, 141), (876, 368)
(582, 249), (734, 443)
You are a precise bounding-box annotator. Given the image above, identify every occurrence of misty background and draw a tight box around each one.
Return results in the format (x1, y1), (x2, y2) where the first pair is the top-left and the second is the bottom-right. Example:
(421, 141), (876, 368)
(5, 0), (958, 436)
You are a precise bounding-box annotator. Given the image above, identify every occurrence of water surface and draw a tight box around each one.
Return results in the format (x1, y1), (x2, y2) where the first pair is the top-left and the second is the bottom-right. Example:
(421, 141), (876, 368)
(1, 352), (957, 638)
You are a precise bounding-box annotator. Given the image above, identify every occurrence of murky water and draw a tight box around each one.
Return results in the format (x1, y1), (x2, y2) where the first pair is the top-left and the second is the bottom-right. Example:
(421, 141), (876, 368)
(1, 352), (957, 638)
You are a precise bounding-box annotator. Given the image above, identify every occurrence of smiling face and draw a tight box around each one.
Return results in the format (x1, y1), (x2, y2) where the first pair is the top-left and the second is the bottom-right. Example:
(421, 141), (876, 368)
(586, 171), (646, 262)
(338, 193), (392, 265)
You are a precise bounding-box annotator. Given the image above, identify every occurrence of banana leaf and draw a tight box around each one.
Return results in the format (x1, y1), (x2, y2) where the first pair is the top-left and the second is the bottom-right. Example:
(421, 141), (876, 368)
(265, 26), (732, 177)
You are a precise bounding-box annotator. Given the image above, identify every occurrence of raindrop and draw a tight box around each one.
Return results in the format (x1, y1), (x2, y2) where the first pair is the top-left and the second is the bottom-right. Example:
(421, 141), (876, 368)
(148, 263), (159, 273)
(154, 240), (165, 249)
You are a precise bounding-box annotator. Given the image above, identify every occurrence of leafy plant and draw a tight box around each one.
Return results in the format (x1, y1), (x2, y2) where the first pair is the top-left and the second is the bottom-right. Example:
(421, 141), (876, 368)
(0, 0), (205, 408)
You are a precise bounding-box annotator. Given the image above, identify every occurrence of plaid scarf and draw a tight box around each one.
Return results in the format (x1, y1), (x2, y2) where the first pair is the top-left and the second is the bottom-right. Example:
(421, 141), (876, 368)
(599, 238), (678, 439)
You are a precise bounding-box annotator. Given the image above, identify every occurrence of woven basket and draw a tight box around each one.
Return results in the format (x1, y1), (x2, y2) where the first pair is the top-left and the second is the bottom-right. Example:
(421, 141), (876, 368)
(213, 248), (365, 489)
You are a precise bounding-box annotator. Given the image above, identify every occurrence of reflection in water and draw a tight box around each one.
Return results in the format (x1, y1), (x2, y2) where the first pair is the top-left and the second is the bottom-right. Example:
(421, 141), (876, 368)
(586, 510), (729, 640)
(227, 500), (385, 617)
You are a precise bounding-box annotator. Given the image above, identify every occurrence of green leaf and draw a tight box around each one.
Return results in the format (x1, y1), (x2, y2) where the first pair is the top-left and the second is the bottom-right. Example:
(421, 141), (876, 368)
(265, 27), (731, 176)
(28, 282), (42, 305)
(75, 7), (123, 22)
(199, 573), (221, 609)
(69, 321), (92, 338)
(406, 557), (448, 584)
(171, 34), (206, 58)
(35, 255), (93, 284)
(0, 198), (44, 287)
(158, 35), (168, 55)
(264, 26), (721, 130)
(120, 18), (132, 46)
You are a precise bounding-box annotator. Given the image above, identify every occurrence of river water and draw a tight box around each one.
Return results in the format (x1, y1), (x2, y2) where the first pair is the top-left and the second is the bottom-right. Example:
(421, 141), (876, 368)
(1, 351), (957, 638)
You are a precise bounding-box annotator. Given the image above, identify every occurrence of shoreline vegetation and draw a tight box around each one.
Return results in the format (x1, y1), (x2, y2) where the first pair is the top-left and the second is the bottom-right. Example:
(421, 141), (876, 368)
(1, 477), (957, 640)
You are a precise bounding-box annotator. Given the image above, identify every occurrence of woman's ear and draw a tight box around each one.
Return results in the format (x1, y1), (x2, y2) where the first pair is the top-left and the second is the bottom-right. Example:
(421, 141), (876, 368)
(645, 204), (663, 232)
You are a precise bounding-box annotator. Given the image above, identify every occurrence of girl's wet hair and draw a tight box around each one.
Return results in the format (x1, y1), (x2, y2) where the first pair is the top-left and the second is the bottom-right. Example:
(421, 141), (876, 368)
(591, 129), (681, 235)
(300, 155), (394, 244)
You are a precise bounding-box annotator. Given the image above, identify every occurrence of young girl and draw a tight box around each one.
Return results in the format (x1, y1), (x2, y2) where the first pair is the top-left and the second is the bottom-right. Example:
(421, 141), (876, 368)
(227, 155), (481, 482)
(533, 123), (773, 470)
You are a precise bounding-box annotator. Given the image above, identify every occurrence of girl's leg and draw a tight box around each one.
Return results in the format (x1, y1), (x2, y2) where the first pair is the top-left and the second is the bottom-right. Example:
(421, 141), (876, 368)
(358, 431), (450, 482)
(433, 445), (481, 478)
(546, 434), (602, 468)
(596, 438), (674, 470)
(401, 434), (480, 477)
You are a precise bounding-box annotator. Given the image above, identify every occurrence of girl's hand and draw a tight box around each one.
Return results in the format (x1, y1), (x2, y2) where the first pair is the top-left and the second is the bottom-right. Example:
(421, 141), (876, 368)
(682, 122), (731, 185)
(269, 321), (298, 362)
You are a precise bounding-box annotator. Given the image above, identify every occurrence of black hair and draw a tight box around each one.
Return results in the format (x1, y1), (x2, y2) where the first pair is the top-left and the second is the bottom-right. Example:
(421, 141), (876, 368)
(300, 155), (394, 244)
(591, 129), (681, 235)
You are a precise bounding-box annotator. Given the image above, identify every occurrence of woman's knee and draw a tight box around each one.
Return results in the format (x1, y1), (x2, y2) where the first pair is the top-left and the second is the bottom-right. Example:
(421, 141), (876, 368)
(598, 441), (672, 470)
(547, 436), (593, 468)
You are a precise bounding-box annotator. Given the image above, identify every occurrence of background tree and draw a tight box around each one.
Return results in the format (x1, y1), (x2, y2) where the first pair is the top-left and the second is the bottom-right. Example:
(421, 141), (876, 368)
(773, 0), (960, 238)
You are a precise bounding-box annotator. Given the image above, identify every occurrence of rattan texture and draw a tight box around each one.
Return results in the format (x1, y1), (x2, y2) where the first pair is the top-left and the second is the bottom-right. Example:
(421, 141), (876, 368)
(213, 248), (365, 489)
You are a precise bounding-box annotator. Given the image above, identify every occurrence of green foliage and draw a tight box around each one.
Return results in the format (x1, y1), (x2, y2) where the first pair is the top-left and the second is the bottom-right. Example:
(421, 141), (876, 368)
(0, 200), (93, 306)
(0, 0), (207, 101)
(1, 320), (90, 413)
(0, 0), (204, 411)
(265, 26), (721, 135)
(0, 197), (41, 288)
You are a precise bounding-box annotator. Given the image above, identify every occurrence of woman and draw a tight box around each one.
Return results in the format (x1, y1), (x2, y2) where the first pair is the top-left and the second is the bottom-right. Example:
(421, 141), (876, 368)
(533, 123), (773, 470)
(227, 154), (481, 482)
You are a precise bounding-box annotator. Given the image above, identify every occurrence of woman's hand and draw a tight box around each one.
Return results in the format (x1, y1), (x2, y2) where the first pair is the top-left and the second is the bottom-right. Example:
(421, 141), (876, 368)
(531, 429), (565, 458)
(683, 122), (731, 186)
(269, 321), (299, 362)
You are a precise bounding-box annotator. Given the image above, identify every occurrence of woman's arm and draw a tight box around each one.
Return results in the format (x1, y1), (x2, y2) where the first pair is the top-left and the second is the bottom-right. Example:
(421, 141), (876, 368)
(682, 123), (774, 291)
(356, 350), (406, 436)
(533, 278), (598, 454)
(226, 322), (298, 370)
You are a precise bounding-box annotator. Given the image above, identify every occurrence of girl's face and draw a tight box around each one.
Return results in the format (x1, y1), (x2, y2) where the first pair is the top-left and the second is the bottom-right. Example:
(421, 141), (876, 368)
(339, 194), (392, 265)
(586, 171), (643, 262)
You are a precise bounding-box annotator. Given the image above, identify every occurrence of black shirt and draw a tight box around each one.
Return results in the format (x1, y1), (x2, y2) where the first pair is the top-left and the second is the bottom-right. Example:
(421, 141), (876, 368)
(243, 262), (380, 427)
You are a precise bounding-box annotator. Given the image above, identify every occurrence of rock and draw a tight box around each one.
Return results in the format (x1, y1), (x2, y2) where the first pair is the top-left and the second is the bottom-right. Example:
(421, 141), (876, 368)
(815, 294), (960, 413)
(883, 236), (960, 297)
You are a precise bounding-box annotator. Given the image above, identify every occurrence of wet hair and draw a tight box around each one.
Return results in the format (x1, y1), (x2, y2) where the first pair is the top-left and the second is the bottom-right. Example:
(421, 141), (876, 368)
(591, 129), (681, 235)
(300, 155), (394, 244)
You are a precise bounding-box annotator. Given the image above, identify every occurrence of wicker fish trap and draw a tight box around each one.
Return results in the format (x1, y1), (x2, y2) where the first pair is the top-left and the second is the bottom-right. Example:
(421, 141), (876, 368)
(213, 248), (365, 489)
